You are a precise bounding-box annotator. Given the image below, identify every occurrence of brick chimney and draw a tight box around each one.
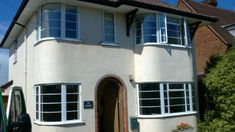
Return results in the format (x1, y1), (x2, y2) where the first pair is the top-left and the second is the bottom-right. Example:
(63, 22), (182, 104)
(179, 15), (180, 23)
(202, 0), (218, 6)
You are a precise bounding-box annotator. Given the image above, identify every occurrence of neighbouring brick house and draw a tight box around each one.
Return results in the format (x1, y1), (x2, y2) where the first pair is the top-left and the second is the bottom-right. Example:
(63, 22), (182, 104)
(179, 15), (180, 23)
(177, 0), (235, 119)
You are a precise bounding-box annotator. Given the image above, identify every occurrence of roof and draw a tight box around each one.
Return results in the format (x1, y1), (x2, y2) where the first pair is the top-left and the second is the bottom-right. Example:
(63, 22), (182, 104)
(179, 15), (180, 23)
(0, 0), (217, 48)
(179, 0), (235, 45)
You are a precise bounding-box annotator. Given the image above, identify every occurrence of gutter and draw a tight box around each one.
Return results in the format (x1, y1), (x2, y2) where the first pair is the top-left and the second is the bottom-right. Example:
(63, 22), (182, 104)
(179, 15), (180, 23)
(0, 0), (29, 47)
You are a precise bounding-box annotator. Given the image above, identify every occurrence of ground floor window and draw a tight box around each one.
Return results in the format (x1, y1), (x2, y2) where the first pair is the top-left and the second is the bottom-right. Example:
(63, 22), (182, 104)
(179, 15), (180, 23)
(137, 83), (195, 116)
(35, 84), (81, 123)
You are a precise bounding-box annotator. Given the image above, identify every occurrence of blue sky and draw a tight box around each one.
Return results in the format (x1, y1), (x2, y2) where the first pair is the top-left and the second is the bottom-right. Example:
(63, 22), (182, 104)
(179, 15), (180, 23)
(0, 0), (235, 84)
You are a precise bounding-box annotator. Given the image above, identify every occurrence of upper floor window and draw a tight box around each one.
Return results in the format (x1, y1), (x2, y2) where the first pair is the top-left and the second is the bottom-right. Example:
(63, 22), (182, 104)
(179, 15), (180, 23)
(41, 4), (61, 38)
(38, 4), (79, 40)
(103, 12), (116, 43)
(136, 13), (191, 46)
(35, 84), (81, 124)
(137, 83), (195, 116)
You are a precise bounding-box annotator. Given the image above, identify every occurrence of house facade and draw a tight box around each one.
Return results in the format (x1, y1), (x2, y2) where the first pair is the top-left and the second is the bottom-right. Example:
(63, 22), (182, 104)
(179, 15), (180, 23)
(0, 0), (216, 132)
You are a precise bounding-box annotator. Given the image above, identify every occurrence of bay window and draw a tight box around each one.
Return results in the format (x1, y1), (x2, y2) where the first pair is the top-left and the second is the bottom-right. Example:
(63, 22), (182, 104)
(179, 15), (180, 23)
(137, 83), (195, 116)
(135, 13), (191, 46)
(38, 4), (79, 40)
(35, 84), (81, 124)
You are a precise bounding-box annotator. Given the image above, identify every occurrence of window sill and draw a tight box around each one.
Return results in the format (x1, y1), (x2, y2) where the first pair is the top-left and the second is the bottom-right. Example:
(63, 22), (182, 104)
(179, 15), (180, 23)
(100, 42), (119, 47)
(137, 111), (197, 119)
(136, 43), (192, 49)
(34, 37), (83, 46)
(34, 120), (85, 126)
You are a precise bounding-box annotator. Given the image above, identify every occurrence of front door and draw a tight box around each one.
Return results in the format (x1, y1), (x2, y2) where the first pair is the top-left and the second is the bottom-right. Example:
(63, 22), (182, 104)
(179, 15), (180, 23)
(98, 81), (120, 132)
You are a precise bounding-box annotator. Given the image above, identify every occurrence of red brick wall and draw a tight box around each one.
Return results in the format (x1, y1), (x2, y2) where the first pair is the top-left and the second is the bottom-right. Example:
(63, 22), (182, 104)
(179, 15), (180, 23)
(194, 26), (228, 73)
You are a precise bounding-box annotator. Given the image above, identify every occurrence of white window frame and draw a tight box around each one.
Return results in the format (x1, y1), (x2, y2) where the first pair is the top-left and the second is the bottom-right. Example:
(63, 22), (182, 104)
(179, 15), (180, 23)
(137, 83), (196, 118)
(37, 4), (80, 42)
(101, 11), (117, 46)
(135, 13), (191, 47)
(34, 84), (83, 125)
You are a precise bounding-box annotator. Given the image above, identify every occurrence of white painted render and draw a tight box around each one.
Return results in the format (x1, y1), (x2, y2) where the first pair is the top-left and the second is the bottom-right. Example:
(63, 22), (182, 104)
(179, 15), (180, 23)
(6, 1), (198, 132)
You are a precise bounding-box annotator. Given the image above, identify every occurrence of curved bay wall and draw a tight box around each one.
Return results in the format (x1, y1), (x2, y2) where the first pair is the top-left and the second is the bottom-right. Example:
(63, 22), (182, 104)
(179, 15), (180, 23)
(135, 45), (194, 83)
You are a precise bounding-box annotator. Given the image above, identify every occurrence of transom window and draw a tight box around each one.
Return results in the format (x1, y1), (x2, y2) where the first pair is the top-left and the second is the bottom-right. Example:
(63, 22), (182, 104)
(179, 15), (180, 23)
(136, 13), (191, 46)
(103, 12), (115, 43)
(138, 83), (195, 116)
(37, 4), (79, 40)
(35, 84), (81, 124)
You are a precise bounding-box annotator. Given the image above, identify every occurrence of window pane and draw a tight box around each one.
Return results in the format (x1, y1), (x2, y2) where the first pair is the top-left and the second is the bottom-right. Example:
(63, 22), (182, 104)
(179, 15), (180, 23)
(169, 98), (185, 105)
(66, 30), (77, 38)
(143, 21), (156, 28)
(67, 112), (78, 120)
(139, 83), (161, 115)
(105, 27), (114, 35)
(104, 20), (114, 27)
(139, 99), (160, 106)
(140, 107), (161, 115)
(169, 91), (184, 97)
(104, 12), (114, 20)
(139, 83), (159, 91)
(168, 37), (181, 45)
(144, 36), (156, 43)
(169, 84), (184, 90)
(41, 95), (61, 102)
(105, 35), (115, 42)
(42, 113), (61, 122)
(135, 14), (157, 44)
(66, 13), (77, 22)
(167, 17), (180, 24)
(139, 92), (160, 99)
(67, 85), (79, 93)
(67, 103), (78, 111)
(42, 20), (61, 29)
(170, 106), (185, 113)
(41, 85), (61, 94)
(66, 22), (77, 30)
(41, 104), (61, 112)
(67, 94), (78, 102)
(167, 30), (180, 38)
(41, 4), (61, 38)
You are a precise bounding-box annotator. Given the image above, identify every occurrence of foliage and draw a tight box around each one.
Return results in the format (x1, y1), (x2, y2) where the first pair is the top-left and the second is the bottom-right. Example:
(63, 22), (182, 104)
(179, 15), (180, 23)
(198, 45), (235, 132)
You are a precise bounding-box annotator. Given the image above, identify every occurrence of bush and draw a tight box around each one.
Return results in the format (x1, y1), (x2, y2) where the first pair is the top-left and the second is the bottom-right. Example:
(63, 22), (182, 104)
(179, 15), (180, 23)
(198, 45), (235, 132)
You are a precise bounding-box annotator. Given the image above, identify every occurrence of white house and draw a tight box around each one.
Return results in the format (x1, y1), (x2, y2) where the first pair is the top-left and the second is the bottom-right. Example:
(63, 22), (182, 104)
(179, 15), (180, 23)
(0, 0), (216, 132)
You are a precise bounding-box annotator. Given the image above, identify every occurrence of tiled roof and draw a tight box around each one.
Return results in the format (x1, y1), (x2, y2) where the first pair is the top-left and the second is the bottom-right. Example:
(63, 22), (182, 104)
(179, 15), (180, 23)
(183, 0), (235, 45)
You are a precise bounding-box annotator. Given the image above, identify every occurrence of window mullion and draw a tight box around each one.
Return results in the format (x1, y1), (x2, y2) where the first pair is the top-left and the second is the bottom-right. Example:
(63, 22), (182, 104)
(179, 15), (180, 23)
(160, 83), (165, 115)
(61, 84), (66, 122)
(184, 84), (187, 112)
(189, 84), (193, 111)
(165, 14), (168, 43)
(38, 86), (41, 121)
(167, 84), (170, 113)
(136, 84), (140, 115)
(184, 18), (188, 46)
(156, 14), (159, 44)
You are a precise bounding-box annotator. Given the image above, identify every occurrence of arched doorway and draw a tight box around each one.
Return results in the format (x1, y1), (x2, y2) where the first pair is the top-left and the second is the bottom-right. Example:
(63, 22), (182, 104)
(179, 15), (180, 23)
(95, 76), (128, 132)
